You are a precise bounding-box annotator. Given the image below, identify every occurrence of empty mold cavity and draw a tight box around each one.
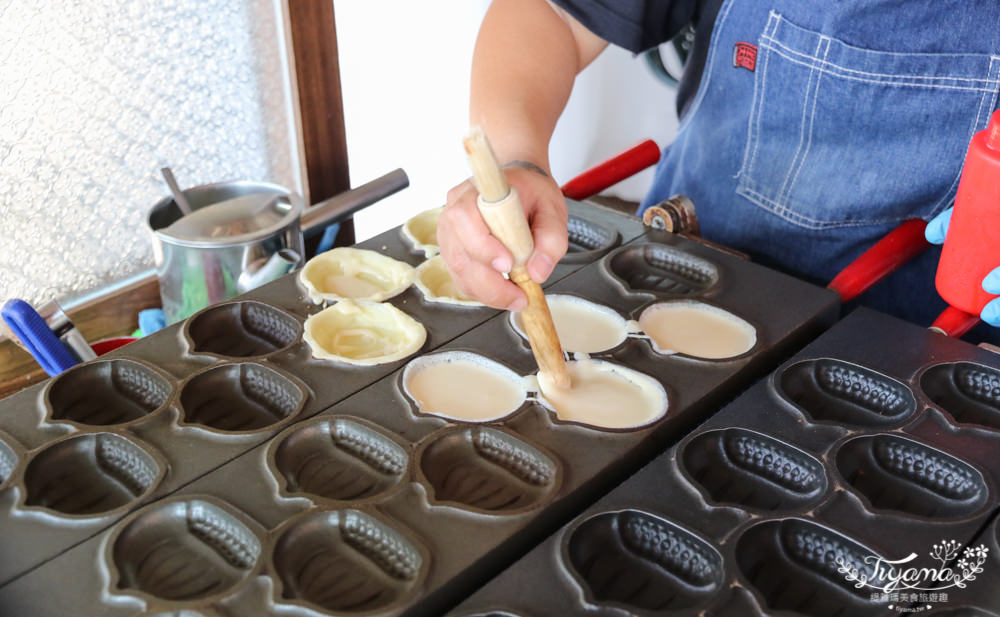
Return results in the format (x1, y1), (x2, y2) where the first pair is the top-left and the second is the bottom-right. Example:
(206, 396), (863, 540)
(304, 300), (426, 366)
(401, 206), (443, 257)
(561, 215), (620, 263)
(682, 428), (825, 510)
(836, 434), (987, 518)
(187, 301), (300, 358)
(271, 417), (408, 503)
(780, 359), (916, 426)
(419, 426), (559, 513)
(566, 510), (723, 612)
(415, 256), (482, 306)
(736, 519), (885, 617)
(272, 509), (424, 614)
(23, 433), (163, 516)
(403, 351), (526, 422)
(510, 295), (630, 354)
(299, 247), (415, 303)
(46, 358), (172, 426)
(180, 363), (306, 432)
(638, 301), (757, 359)
(921, 362), (1000, 429)
(110, 498), (261, 602)
(0, 434), (19, 490)
(606, 244), (718, 296)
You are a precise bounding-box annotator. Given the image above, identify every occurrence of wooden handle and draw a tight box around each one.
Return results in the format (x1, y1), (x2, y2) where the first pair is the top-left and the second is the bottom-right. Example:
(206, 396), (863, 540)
(464, 128), (534, 265)
(464, 127), (571, 389)
(509, 266), (570, 388)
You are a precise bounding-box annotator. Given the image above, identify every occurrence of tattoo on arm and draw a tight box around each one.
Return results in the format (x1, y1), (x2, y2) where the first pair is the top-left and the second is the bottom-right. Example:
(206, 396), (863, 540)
(504, 160), (549, 179)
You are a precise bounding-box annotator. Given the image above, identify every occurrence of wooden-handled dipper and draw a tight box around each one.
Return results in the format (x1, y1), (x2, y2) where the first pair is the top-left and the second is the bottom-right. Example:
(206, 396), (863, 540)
(463, 127), (572, 389)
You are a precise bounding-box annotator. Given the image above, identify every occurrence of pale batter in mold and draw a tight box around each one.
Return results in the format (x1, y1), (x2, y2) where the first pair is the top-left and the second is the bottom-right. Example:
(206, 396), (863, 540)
(304, 300), (426, 365)
(403, 351), (526, 422)
(535, 356), (667, 429)
(510, 295), (637, 354)
(415, 256), (483, 307)
(299, 247), (415, 303)
(638, 301), (756, 359)
(401, 206), (443, 257)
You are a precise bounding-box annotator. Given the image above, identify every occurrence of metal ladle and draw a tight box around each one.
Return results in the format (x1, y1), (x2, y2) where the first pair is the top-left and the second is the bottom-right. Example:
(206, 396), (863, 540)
(160, 167), (193, 216)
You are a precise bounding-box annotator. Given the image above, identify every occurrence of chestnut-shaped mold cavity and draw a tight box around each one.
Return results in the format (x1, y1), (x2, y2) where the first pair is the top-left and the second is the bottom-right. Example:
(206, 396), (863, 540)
(736, 519), (885, 617)
(418, 426), (560, 514)
(271, 509), (426, 614)
(46, 358), (172, 427)
(921, 362), (1000, 429)
(566, 510), (723, 612)
(606, 243), (718, 296)
(836, 434), (987, 518)
(270, 417), (408, 503)
(186, 301), (300, 358)
(682, 428), (826, 511)
(108, 497), (262, 604)
(23, 433), (165, 517)
(780, 359), (916, 427)
(560, 215), (620, 264)
(179, 362), (307, 432)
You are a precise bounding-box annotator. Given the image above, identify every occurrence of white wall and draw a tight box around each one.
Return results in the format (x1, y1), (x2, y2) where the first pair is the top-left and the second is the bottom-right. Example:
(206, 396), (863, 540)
(335, 2), (679, 241)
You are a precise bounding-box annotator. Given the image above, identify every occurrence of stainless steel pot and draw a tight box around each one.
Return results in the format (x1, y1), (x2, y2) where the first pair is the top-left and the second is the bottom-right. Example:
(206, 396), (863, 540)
(148, 169), (409, 324)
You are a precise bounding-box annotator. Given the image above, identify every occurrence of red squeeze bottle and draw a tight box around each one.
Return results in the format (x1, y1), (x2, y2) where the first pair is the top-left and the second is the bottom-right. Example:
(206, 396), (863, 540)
(935, 109), (1000, 315)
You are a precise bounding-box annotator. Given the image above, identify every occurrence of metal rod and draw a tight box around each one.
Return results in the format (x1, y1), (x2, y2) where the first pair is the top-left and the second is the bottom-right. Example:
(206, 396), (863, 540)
(301, 168), (410, 235)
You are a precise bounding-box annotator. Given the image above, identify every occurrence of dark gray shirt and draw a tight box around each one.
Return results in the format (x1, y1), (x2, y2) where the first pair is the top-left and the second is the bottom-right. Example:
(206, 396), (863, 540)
(551, 0), (723, 117)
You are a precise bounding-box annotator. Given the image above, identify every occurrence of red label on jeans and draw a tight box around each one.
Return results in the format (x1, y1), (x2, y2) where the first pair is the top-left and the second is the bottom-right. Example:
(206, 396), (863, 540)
(734, 42), (758, 71)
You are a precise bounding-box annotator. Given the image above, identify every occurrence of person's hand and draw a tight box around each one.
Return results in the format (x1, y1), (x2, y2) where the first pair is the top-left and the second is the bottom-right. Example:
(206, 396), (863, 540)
(439, 162), (568, 310)
(926, 208), (1000, 326)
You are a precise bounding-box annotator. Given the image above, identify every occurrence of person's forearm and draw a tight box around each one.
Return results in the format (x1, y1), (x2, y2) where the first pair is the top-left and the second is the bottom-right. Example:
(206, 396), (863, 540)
(470, 0), (607, 173)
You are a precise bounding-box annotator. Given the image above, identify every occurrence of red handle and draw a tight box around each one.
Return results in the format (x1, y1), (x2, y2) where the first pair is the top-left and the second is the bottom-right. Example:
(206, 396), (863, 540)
(827, 219), (931, 303)
(560, 139), (661, 201)
(91, 337), (137, 356)
(931, 306), (981, 338)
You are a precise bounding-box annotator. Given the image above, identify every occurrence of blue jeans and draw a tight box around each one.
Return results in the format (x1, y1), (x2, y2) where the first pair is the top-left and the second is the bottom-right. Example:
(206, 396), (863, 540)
(641, 1), (1000, 339)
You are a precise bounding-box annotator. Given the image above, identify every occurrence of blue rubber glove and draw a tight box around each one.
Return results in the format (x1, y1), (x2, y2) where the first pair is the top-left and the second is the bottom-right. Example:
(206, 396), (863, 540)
(926, 208), (1000, 326)
(138, 308), (166, 336)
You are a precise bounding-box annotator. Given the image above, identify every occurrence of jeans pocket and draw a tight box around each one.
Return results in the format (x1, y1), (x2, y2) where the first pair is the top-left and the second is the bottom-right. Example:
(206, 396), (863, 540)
(736, 12), (1000, 230)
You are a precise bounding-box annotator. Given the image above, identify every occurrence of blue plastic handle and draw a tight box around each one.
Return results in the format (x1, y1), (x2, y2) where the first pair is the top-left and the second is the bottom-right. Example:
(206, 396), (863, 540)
(2, 299), (78, 376)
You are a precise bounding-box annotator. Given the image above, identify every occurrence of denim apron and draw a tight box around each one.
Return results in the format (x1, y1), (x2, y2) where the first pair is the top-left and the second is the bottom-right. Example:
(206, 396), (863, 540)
(641, 0), (1000, 333)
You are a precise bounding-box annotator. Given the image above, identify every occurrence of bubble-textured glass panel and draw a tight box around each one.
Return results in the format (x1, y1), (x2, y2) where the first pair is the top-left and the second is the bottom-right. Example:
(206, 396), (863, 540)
(0, 0), (296, 305)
